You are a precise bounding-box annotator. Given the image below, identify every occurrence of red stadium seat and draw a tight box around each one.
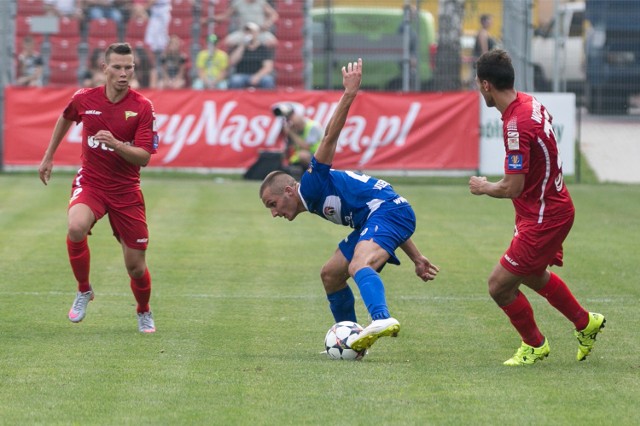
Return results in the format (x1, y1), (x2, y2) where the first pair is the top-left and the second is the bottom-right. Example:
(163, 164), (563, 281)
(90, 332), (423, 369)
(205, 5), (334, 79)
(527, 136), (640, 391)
(275, 61), (305, 88)
(125, 17), (148, 45)
(172, 0), (193, 17)
(87, 18), (119, 50)
(48, 59), (81, 86)
(169, 16), (193, 40)
(274, 0), (305, 19)
(57, 16), (81, 37)
(274, 39), (304, 62)
(276, 17), (304, 40)
(49, 37), (82, 61)
(18, 0), (45, 15)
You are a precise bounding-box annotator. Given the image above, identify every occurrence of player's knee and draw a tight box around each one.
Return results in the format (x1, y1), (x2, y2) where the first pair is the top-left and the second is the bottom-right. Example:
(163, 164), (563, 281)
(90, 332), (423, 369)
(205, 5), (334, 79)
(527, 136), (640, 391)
(127, 264), (146, 279)
(320, 265), (345, 293)
(67, 223), (89, 241)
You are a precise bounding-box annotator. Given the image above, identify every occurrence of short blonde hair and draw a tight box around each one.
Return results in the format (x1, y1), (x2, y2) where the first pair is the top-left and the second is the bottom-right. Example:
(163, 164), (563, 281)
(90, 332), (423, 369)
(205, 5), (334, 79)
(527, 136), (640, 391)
(259, 171), (296, 198)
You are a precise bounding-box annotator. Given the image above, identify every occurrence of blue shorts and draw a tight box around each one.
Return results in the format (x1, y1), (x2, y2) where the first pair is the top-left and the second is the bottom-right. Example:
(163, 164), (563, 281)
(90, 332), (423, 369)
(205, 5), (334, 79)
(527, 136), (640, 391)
(338, 202), (416, 266)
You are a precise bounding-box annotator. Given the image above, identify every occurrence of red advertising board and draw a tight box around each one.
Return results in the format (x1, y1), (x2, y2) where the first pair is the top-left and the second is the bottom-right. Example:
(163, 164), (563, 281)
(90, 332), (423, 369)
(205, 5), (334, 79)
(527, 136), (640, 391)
(3, 87), (479, 171)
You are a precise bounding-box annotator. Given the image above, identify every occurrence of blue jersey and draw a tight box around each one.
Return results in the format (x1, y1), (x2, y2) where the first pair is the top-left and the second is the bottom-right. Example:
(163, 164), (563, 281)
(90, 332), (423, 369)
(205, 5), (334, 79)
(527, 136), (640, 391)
(299, 157), (406, 229)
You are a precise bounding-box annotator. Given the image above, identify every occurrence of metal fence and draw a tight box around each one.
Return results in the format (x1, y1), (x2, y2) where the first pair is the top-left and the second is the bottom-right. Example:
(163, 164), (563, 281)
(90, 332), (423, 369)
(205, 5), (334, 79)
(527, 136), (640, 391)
(3, 0), (640, 115)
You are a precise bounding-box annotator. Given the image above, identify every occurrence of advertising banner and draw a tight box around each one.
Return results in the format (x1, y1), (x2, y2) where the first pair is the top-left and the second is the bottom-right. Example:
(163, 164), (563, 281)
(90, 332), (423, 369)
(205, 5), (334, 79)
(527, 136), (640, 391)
(4, 87), (479, 171)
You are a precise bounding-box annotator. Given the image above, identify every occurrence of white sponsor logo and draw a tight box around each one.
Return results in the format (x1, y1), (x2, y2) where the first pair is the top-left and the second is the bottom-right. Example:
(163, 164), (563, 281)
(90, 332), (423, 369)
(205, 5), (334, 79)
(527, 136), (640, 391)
(136, 238), (148, 243)
(67, 100), (421, 166)
(85, 110), (102, 115)
(504, 254), (519, 266)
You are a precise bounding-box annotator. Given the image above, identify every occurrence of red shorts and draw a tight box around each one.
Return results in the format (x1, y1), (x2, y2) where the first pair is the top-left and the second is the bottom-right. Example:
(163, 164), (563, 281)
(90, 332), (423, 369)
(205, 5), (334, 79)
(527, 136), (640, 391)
(500, 214), (574, 276)
(69, 184), (149, 250)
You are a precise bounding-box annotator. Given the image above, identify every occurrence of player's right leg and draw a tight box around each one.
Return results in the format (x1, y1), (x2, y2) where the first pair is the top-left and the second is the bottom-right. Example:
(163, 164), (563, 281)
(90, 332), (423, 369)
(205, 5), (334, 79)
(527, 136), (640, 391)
(66, 203), (97, 322)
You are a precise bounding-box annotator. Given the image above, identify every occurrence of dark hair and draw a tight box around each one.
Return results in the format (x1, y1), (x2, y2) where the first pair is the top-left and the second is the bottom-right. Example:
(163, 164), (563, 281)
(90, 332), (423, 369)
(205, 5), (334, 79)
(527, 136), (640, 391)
(480, 14), (492, 26)
(475, 49), (514, 90)
(105, 42), (133, 63)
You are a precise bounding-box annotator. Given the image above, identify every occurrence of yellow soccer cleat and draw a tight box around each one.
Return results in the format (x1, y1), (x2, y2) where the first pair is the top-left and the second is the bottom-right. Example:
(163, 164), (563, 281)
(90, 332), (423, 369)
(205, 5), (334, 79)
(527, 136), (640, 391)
(347, 317), (400, 352)
(503, 339), (550, 366)
(575, 312), (606, 361)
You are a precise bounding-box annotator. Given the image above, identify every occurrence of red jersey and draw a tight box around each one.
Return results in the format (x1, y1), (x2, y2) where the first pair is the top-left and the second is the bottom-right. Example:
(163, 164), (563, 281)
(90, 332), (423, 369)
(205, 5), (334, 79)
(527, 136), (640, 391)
(502, 92), (574, 223)
(63, 86), (158, 193)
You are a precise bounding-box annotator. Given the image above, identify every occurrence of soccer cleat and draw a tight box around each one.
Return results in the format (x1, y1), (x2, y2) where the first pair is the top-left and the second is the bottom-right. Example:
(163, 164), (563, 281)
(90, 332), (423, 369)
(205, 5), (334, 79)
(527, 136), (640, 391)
(575, 312), (606, 361)
(503, 339), (550, 366)
(137, 311), (156, 333)
(347, 317), (400, 352)
(68, 289), (94, 323)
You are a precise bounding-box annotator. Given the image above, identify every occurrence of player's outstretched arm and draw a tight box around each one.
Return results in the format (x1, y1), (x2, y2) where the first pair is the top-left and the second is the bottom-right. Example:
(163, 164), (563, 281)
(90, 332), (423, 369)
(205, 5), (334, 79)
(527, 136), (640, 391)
(314, 58), (362, 165)
(39, 115), (74, 185)
(400, 238), (440, 282)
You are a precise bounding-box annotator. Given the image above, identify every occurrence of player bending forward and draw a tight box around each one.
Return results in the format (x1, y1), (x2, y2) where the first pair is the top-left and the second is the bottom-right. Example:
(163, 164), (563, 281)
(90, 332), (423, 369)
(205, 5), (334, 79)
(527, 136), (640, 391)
(260, 59), (439, 352)
(39, 43), (158, 333)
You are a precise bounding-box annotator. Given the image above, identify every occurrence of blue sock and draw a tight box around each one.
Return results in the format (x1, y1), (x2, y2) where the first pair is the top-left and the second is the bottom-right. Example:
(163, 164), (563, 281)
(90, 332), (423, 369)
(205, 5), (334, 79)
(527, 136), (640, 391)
(354, 267), (390, 320)
(327, 286), (357, 323)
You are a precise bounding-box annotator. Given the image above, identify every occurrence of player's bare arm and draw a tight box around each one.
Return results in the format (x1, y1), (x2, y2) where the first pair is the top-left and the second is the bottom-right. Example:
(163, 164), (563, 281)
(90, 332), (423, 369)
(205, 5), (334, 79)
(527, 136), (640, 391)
(314, 59), (362, 165)
(399, 238), (440, 282)
(94, 130), (151, 167)
(469, 173), (525, 199)
(39, 115), (74, 185)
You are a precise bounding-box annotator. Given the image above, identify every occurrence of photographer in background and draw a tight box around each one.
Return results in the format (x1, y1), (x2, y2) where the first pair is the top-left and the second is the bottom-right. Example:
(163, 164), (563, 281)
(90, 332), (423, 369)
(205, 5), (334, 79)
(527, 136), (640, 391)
(273, 103), (323, 174)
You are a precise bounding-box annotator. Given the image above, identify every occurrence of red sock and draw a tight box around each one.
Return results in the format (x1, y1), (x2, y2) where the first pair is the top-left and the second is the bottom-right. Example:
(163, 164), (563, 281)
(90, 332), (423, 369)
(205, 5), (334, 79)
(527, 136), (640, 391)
(130, 268), (151, 313)
(500, 291), (545, 347)
(67, 236), (91, 292)
(536, 272), (589, 330)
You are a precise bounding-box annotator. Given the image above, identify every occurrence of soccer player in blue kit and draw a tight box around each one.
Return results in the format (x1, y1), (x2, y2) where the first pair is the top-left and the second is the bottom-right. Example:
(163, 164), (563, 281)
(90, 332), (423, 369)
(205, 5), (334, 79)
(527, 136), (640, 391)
(259, 59), (440, 352)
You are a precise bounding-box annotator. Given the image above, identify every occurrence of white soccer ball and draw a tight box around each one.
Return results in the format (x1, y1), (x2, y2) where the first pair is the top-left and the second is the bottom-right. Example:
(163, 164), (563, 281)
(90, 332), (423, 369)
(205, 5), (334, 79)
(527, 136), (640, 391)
(324, 321), (367, 360)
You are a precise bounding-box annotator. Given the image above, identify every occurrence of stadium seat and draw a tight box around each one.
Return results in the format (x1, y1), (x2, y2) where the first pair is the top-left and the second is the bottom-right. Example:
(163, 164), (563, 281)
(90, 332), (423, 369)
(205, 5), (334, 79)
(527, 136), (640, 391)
(57, 16), (81, 37)
(87, 18), (119, 50)
(18, 0), (45, 16)
(172, 0), (193, 18)
(276, 17), (305, 40)
(125, 17), (148, 45)
(274, 39), (304, 62)
(169, 16), (194, 40)
(275, 61), (305, 88)
(274, 0), (305, 19)
(48, 59), (81, 86)
(49, 37), (82, 61)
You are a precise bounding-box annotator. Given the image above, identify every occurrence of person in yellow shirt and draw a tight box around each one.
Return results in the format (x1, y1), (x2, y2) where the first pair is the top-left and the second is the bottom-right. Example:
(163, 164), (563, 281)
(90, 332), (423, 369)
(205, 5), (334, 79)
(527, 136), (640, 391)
(192, 34), (229, 90)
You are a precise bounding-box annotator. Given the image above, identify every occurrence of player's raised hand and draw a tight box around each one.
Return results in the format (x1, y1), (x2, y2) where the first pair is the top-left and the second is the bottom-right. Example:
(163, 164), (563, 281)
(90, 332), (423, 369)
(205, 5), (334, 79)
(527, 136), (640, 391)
(342, 58), (362, 95)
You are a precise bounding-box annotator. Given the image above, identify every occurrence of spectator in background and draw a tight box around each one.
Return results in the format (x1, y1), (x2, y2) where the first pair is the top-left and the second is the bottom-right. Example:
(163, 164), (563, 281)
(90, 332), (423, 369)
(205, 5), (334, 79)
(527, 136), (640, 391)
(131, 43), (157, 89)
(157, 34), (187, 89)
(192, 34), (229, 90)
(228, 22), (275, 89)
(44, 0), (84, 19)
(473, 14), (497, 59)
(82, 47), (107, 87)
(145, 0), (172, 58)
(215, 0), (279, 48)
(84, 0), (124, 24)
(16, 36), (43, 87)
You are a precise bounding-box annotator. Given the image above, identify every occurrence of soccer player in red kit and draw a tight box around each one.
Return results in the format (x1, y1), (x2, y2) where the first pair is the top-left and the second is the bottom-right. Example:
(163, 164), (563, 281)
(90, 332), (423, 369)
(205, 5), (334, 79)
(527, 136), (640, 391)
(39, 42), (158, 333)
(469, 49), (605, 365)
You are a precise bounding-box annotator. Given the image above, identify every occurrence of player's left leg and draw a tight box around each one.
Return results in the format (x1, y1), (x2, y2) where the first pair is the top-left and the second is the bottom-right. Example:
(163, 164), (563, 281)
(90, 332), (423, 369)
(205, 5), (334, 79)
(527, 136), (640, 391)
(109, 192), (155, 333)
(122, 245), (155, 333)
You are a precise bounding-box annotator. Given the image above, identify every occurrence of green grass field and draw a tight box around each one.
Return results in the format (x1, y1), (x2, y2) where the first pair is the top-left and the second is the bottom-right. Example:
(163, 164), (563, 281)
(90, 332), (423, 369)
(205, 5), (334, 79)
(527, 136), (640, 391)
(1, 172), (638, 425)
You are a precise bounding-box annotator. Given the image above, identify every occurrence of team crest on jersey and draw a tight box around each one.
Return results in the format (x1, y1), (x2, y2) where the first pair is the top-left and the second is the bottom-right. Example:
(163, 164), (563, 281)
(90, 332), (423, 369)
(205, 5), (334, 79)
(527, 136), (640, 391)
(125, 110), (138, 120)
(508, 154), (523, 170)
(324, 206), (335, 216)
